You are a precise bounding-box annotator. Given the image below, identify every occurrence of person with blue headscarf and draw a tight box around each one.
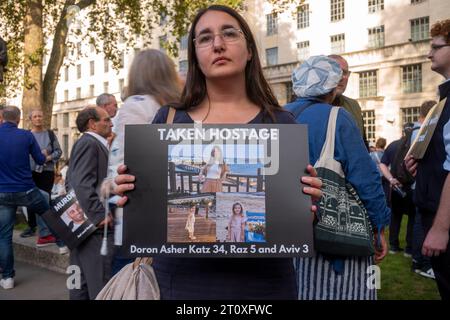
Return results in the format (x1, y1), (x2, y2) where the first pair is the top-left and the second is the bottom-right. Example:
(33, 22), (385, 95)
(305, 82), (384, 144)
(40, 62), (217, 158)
(285, 55), (391, 300)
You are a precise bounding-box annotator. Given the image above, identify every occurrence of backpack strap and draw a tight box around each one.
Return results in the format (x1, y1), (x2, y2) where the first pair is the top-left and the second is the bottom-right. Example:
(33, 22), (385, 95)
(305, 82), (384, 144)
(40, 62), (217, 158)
(48, 129), (56, 154)
(166, 107), (176, 124)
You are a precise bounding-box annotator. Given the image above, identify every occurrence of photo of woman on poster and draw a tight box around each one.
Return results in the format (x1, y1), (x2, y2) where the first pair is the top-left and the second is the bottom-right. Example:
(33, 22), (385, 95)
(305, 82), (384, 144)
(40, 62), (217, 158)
(199, 146), (228, 192)
(185, 204), (198, 240)
(227, 202), (246, 242)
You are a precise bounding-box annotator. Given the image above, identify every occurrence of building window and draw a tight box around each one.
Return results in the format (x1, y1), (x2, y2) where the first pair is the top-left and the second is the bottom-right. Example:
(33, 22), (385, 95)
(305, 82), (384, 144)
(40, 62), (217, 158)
(119, 79), (124, 93)
(368, 25), (384, 48)
(64, 66), (69, 82)
(411, 0), (426, 4)
(330, 33), (345, 54)
(401, 107), (420, 125)
(362, 110), (376, 143)
(76, 87), (81, 100)
(297, 41), (310, 61)
(90, 43), (95, 53)
(368, 0), (384, 13)
(410, 16), (429, 41)
(89, 84), (95, 97)
(285, 82), (296, 103)
(53, 92), (57, 104)
(90, 61), (95, 76)
(63, 113), (69, 128)
(159, 35), (167, 53)
(180, 35), (188, 51)
(266, 12), (278, 36)
(159, 12), (168, 26)
(359, 70), (378, 98)
(104, 58), (109, 73)
(119, 52), (125, 68)
(104, 81), (109, 93)
(265, 47), (278, 66)
(63, 134), (69, 160)
(179, 60), (188, 74)
(330, 0), (345, 22)
(402, 64), (422, 93)
(118, 29), (125, 44)
(76, 43), (81, 56)
(64, 90), (69, 102)
(76, 64), (81, 79)
(297, 4), (310, 29)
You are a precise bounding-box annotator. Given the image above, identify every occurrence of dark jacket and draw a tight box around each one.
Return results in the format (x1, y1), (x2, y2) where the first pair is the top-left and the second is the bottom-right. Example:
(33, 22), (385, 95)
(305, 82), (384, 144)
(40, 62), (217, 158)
(415, 80), (450, 213)
(66, 133), (109, 226)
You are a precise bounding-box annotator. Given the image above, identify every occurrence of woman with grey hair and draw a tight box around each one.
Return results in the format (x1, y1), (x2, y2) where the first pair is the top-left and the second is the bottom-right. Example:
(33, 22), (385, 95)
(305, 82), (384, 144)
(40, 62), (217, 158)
(285, 55), (390, 300)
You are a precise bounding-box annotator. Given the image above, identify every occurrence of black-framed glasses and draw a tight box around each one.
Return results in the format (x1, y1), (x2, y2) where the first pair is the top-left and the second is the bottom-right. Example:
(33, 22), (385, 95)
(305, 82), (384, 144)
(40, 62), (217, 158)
(194, 28), (244, 48)
(430, 44), (450, 52)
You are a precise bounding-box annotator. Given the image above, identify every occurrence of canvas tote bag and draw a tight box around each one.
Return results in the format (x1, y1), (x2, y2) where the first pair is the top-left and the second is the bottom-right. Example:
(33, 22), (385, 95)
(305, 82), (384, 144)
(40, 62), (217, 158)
(313, 107), (375, 257)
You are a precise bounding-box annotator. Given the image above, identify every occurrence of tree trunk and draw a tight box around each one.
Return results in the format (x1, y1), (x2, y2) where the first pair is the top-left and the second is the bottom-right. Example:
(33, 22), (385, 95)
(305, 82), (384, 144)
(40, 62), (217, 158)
(42, 0), (75, 129)
(22, 0), (43, 129)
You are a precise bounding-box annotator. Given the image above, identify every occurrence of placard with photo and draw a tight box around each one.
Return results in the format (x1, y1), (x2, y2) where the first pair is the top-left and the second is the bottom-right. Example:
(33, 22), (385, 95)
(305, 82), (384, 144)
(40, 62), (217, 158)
(122, 124), (314, 257)
(41, 189), (97, 249)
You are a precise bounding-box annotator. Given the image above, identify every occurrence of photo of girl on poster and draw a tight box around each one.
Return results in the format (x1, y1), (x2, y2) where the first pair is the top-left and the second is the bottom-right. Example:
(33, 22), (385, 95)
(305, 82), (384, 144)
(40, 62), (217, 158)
(185, 204), (198, 240)
(227, 202), (246, 242)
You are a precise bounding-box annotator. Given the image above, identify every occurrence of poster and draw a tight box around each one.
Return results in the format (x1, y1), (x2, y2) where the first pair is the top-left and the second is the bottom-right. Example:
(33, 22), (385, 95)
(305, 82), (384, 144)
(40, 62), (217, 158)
(122, 124), (314, 257)
(41, 189), (97, 249)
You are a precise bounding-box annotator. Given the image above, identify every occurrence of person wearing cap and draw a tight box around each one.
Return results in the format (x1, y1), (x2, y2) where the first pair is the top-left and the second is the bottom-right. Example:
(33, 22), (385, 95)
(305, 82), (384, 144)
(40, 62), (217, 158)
(285, 55), (390, 300)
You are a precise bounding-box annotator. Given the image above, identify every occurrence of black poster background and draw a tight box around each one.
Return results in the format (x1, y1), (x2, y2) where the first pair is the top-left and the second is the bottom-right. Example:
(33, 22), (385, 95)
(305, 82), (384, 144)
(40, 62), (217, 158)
(121, 124), (314, 257)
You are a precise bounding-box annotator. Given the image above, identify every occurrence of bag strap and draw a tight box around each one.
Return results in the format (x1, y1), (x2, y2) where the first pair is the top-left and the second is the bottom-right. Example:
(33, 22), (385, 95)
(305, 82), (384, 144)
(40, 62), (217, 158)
(48, 129), (55, 154)
(166, 107), (176, 124)
(319, 107), (339, 160)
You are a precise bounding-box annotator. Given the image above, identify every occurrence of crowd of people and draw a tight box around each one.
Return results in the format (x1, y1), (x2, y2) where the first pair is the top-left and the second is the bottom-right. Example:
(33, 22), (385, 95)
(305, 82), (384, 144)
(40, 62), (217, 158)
(0, 5), (449, 300)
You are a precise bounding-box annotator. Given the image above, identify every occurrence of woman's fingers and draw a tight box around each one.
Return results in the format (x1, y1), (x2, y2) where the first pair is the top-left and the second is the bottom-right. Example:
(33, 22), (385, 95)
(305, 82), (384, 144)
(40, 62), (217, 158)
(117, 164), (128, 175)
(116, 196), (129, 208)
(306, 164), (318, 177)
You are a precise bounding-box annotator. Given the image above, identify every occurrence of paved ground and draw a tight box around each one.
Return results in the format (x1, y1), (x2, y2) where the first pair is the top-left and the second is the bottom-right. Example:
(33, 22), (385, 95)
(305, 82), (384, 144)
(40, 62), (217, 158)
(0, 261), (68, 300)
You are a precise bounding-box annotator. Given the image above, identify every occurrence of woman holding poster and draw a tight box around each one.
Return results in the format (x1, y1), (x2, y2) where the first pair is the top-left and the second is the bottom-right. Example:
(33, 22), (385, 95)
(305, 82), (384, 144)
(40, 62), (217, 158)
(114, 5), (322, 299)
(199, 146), (228, 192)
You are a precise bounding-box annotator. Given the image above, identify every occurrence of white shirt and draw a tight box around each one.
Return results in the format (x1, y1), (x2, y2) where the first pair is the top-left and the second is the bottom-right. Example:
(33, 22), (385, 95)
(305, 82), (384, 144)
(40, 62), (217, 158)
(86, 131), (108, 149)
(206, 163), (221, 179)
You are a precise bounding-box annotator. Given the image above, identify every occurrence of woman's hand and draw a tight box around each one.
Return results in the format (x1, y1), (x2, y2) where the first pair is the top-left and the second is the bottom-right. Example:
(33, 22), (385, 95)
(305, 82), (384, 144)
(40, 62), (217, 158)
(113, 164), (135, 207)
(301, 164), (323, 214)
(374, 228), (388, 264)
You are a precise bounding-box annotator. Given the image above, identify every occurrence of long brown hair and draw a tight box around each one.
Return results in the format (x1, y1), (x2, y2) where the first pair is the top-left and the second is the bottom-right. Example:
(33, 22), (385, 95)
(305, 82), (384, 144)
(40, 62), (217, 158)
(125, 49), (180, 106)
(178, 5), (281, 122)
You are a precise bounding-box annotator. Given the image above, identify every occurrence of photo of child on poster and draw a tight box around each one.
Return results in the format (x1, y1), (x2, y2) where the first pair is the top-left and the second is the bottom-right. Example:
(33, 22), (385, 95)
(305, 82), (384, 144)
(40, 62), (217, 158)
(167, 194), (216, 243)
(216, 192), (266, 243)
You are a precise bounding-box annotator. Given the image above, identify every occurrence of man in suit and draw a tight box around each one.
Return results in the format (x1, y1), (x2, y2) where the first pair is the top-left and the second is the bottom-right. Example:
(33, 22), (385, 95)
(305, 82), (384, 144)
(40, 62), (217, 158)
(66, 106), (114, 300)
(66, 201), (87, 232)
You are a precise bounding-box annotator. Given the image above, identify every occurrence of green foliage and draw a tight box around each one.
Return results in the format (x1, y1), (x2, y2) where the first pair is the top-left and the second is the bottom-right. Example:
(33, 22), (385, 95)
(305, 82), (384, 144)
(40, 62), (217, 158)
(0, 0), (245, 102)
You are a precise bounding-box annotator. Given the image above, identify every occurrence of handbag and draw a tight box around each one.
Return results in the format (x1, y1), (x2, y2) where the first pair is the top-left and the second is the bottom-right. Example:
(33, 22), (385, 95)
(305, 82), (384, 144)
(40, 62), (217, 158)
(313, 107), (375, 257)
(96, 257), (160, 300)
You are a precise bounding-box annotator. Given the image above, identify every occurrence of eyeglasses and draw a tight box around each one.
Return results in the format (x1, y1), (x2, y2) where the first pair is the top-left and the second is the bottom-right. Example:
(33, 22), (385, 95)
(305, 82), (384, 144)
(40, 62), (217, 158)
(430, 44), (450, 52)
(194, 28), (244, 48)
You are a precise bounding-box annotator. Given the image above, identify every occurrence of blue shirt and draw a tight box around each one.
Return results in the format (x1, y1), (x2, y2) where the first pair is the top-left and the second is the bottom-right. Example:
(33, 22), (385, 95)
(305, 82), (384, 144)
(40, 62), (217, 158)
(0, 122), (46, 192)
(285, 97), (391, 231)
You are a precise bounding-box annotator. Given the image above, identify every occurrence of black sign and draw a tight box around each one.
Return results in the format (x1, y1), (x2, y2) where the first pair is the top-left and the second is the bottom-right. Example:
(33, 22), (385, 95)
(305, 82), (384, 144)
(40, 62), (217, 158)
(41, 189), (97, 249)
(122, 124), (314, 257)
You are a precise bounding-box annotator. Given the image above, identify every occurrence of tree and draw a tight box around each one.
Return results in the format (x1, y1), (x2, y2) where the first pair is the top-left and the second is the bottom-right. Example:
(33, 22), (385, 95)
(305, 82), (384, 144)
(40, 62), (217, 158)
(0, 0), (243, 128)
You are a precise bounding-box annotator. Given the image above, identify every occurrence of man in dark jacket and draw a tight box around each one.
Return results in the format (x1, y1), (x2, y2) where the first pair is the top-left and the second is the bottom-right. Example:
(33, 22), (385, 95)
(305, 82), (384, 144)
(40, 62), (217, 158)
(406, 19), (450, 300)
